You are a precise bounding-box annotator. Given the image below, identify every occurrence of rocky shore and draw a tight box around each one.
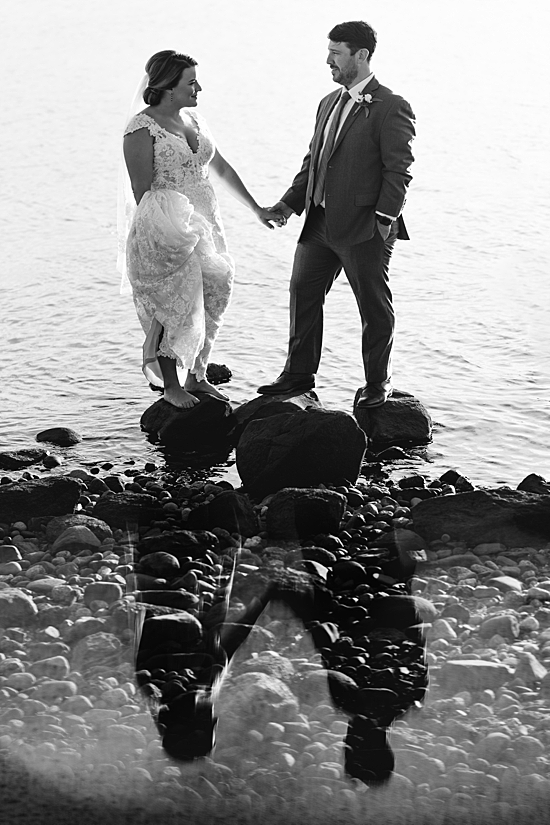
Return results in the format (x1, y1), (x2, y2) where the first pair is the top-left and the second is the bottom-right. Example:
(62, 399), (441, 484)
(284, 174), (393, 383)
(1, 418), (550, 824)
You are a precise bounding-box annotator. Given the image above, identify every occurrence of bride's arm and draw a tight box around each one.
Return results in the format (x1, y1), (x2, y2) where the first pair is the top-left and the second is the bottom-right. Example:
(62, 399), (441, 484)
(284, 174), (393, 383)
(210, 149), (281, 229)
(123, 129), (154, 204)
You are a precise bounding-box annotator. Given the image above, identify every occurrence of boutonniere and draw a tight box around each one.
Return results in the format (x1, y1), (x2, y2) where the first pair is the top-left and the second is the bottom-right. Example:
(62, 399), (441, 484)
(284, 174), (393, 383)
(356, 92), (382, 119)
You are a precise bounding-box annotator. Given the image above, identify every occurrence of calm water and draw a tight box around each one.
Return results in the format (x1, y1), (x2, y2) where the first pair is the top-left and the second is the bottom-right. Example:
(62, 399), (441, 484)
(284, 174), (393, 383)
(1, 0), (549, 486)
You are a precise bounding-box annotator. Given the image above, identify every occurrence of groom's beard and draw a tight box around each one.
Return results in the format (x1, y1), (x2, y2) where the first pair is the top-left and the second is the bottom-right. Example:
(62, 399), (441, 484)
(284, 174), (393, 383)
(331, 64), (358, 87)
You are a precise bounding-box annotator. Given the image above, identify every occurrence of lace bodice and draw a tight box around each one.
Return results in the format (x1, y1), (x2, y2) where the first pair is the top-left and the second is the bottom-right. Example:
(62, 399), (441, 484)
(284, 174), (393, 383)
(124, 111), (226, 253)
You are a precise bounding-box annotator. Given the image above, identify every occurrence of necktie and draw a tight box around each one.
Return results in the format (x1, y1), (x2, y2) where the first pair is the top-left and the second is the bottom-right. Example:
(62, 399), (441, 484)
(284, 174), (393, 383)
(313, 91), (351, 207)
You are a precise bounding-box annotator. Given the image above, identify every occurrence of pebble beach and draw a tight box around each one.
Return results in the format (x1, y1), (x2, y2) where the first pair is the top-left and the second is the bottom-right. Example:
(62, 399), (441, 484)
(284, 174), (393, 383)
(2, 447), (550, 825)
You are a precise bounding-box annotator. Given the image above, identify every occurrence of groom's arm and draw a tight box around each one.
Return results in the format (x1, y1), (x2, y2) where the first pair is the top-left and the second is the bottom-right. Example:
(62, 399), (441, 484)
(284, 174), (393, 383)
(376, 96), (416, 219)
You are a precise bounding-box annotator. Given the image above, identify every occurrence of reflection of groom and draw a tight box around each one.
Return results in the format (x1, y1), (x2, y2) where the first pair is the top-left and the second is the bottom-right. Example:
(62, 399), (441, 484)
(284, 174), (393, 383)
(259, 20), (415, 409)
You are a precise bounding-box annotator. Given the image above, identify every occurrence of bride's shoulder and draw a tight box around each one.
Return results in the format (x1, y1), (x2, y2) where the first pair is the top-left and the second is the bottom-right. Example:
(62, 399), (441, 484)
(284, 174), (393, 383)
(124, 110), (161, 137)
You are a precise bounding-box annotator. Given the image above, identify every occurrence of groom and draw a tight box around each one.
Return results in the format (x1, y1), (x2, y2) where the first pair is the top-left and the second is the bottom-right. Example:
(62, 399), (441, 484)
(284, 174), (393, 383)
(259, 20), (415, 408)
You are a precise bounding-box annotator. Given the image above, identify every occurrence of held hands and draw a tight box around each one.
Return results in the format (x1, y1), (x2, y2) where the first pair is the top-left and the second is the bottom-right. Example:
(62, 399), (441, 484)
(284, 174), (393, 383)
(255, 201), (294, 230)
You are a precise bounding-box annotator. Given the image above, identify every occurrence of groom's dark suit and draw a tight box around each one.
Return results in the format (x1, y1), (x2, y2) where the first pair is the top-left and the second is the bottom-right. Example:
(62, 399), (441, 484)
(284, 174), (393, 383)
(281, 75), (415, 383)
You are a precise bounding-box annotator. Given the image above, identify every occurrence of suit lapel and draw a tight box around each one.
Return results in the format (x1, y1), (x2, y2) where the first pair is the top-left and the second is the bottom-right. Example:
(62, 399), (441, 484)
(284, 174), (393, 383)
(332, 76), (380, 156)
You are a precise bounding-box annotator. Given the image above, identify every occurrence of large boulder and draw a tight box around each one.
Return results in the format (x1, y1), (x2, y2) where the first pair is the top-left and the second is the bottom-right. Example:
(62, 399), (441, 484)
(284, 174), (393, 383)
(236, 408), (366, 499)
(0, 588), (38, 627)
(91, 491), (163, 531)
(412, 488), (550, 548)
(265, 487), (346, 540)
(140, 394), (234, 446)
(186, 490), (259, 537)
(0, 476), (82, 522)
(230, 393), (322, 443)
(354, 389), (432, 448)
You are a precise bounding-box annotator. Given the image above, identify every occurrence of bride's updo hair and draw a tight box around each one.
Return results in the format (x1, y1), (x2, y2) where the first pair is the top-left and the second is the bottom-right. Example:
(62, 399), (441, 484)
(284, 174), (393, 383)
(143, 50), (198, 106)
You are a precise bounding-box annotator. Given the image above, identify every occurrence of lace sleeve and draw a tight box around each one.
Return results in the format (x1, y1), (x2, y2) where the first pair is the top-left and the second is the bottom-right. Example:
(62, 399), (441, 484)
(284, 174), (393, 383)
(124, 113), (162, 138)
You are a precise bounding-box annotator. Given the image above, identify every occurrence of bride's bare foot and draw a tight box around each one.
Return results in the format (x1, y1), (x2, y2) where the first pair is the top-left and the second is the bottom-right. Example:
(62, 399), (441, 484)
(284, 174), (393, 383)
(185, 377), (230, 401)
(163, 386), (200, 409)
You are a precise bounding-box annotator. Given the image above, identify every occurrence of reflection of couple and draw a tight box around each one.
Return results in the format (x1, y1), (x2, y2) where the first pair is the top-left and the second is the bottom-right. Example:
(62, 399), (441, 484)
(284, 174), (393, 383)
(120, 20), (415, 411)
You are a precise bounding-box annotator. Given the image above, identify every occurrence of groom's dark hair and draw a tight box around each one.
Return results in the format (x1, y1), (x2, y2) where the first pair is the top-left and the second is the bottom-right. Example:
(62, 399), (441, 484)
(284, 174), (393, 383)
(328, 21), (377, 57)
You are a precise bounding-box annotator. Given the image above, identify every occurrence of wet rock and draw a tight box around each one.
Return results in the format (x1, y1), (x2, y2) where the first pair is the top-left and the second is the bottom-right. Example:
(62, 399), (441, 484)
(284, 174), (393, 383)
(266, 488), (347, 540)
(0, 588), (38, 626)
(354, 389), (432, 448)
(517, 473), (550, 494)
(91, 491), (163, 530)
(0, 448), (47, 470)
(186, 490), (259, 537)
(412, 488), (550, 548)
(236, 409), (366, 499)
(140, 394), (234, 446)
(439, 660), (512, 692)
(230, 396), (309, 443)
(138, 612), (203, 651)
(36, 427), (82, 447)
(206, 363), (232, 385)
(138, 552), (180, 578)
(45, 513), (113, 543)
(0, 476), (82, 522)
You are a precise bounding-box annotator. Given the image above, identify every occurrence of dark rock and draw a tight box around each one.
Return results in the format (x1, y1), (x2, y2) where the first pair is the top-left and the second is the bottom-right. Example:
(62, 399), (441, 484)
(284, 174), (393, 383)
(374, 446), (410, 461)
(138, 612), (203, 650)
(0, 588), (38, 627)
(518, 473), (550, 495)
(412, 488), (550, 548)
(45, 514), (113, 543)
(91, 491), (163, 530)
(0, 476), (82, 522)
(0, 448), (48, 470)
(36, 427), (82, 447)
(136, 530), (219, 560)
(43, 454), (64, 469)
(103, 476), (125, 493)
(439, 470), (475, 492)
(140, 394), (234, 446)
(354, 389), (432, 448)
(135, 590), (199, 611)
(205, 363), (232, 385)
(230, 394), (320, 443)
(186, 490), (259, 537)
(266, 487), (346, 540)
(0, 545), (22, 563)
(138, 552), (181, 578)
(237, 409), (366, 499)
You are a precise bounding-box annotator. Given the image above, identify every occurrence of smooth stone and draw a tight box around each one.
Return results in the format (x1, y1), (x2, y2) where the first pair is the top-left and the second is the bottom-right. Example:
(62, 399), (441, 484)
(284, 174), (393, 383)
(52, 526), (102, 554)
(439, 660), (512, 692)
(479, 615), (520, 640)
(487, 575), (523, 593)
(29, 655), (71, 680)
(0, 588), (38, 626)
(0, 546), (22, 564)
(36, 427), (82, 447)
(33, 680), (78, 702)
(83, 581), (123, 607)
(266, 487), (347, 540)
(513, 652), (548, 685)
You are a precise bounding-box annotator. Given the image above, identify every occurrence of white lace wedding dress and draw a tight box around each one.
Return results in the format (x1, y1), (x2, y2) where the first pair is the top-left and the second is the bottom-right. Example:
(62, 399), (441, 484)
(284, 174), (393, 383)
(123, 111), (235, 386)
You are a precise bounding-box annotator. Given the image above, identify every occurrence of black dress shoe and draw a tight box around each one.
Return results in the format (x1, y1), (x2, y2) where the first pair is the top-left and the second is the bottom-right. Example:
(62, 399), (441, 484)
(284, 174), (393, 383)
(257, 371), (315, 395)
(356, 380), (392, 409)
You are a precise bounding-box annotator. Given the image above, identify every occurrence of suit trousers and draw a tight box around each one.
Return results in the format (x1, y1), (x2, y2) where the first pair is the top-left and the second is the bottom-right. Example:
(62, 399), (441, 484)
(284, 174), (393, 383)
(284, 206), (397, 383)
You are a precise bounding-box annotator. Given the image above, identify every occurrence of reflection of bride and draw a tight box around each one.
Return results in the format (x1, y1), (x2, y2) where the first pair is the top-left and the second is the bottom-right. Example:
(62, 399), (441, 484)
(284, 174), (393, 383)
(119, 50), (281, 409)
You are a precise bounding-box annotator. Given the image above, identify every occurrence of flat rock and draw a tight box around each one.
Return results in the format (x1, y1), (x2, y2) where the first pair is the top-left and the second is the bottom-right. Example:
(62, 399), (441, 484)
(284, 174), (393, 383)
(0, 588), (38, 627)
(186, 490), (259, 537)
(140, 393), (234, 445)
(412, 488), (550, 548)
(354, 389), (432, 448)
(236, 408), (366, 499)
(0, 448), (47, 470)
(266, 487), (346, 540)
(36, 427), (82, 447)
(439, 659), (512, 692)
(0, 476), (82, 522)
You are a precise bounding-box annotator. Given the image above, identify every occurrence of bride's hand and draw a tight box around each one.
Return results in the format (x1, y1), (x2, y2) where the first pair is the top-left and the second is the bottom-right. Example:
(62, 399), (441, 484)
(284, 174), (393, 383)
(255, 206), (287, 229)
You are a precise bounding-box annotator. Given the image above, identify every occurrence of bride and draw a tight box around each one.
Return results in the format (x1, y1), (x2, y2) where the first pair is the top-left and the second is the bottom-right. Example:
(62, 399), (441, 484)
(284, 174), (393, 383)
(120, 50), (283, 409)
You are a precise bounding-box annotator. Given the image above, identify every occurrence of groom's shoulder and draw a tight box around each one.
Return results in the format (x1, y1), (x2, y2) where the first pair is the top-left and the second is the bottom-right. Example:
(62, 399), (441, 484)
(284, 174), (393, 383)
(375, 81), (413, 109)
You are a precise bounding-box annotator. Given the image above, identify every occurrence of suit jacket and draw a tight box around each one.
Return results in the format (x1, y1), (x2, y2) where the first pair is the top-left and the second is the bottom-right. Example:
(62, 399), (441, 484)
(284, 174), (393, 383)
(281, 76), (415, 246)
